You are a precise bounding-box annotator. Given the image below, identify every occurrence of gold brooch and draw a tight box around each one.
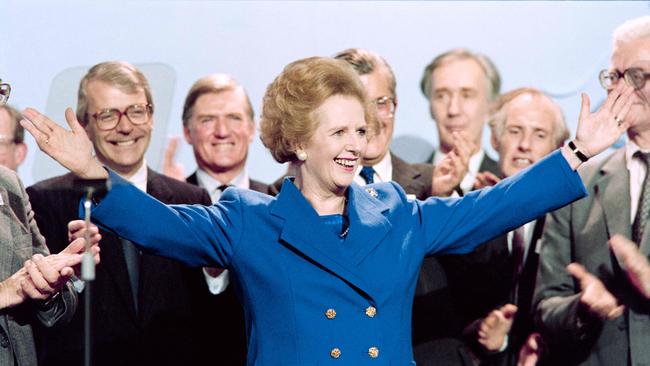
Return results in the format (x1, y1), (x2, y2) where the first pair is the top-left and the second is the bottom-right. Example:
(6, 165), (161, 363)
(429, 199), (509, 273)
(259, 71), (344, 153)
(365, 187), (378, 198)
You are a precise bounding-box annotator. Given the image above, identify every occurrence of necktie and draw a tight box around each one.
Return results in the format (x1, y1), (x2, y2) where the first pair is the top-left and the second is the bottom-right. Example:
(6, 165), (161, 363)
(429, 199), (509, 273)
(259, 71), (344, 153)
(359, 166), (376, 185)
(633, 151), (650, 244)
(210, 184), (231, 203)
(121, 238), (141, 313)
(511, 225), (526, 304)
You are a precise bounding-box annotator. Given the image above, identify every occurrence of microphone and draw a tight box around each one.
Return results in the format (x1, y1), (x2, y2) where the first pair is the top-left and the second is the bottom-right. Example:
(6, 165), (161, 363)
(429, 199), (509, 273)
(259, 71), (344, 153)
(0, 79), (11, 105)
(72, 177), (111, 196)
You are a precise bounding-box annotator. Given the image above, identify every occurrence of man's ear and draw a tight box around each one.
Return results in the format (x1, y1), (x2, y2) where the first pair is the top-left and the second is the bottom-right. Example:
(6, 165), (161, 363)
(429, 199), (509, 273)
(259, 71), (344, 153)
(490, 131), (500, 152)
(183, 126), (193, 145)
(13, 142), (27, 167)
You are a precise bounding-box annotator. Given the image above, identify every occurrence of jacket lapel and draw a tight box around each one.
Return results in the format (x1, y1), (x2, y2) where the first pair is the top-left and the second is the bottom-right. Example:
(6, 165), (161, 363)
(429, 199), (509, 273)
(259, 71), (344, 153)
(594, 150), (632, 241)
(270, 179), (391, 302)
(391, 154), (424, 195)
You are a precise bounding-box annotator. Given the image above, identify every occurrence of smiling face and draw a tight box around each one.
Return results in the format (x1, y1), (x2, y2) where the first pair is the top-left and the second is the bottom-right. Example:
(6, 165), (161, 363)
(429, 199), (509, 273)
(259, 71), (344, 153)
(184, 89), (255, 181)
(610, 37), (650, 138)
(429, 58), (490, 153)
(298, 94), (368, 196)
(84, 80), (152, 177)
(493, 93), (558, 177)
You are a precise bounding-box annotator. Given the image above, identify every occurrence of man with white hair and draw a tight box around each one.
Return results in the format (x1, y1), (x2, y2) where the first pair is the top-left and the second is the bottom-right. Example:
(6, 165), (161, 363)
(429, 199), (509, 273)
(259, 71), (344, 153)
(534, 16), (650, 365)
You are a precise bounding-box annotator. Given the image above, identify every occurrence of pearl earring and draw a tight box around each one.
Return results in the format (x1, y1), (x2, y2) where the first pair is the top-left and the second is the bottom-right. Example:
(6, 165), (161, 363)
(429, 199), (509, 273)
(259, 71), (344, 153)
(296, 150), (307, 161)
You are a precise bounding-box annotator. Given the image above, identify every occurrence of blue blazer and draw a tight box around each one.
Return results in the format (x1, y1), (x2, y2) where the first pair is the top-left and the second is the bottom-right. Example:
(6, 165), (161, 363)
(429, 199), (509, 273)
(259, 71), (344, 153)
(88, 150), (586, 366)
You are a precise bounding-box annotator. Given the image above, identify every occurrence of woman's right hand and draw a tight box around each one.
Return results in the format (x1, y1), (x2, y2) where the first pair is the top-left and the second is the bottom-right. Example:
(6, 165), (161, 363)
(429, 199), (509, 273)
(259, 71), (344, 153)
(20, 107), (107, 179)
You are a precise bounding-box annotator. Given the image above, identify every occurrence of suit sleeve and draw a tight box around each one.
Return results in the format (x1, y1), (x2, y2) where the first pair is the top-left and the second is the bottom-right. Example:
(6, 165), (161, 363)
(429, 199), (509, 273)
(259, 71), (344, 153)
(533, 202), (595, 344)
(418, 150), (587, 255)
(15, 175), (77, 326)
(88, 170), (244, 268)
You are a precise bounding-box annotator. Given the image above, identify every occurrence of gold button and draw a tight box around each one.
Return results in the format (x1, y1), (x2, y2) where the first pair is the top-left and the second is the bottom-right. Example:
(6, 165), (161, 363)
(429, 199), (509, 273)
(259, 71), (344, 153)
(368, 346), (379, 358)
(365, 306), (377, 317)
(325, 308), (337, 319)
(330, 347), (341, 359)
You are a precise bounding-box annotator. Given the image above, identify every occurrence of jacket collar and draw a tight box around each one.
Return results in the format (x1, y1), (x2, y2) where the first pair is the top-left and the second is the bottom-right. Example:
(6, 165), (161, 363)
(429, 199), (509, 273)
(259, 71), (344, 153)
(270, 178), (392, 302)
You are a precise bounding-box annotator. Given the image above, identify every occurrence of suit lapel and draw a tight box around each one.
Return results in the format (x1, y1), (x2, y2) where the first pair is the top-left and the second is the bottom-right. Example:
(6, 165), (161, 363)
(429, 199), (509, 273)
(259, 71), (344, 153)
(391, 154), (425, 196)
(594, 150), (632, 241)
(270, 179), (390, 302)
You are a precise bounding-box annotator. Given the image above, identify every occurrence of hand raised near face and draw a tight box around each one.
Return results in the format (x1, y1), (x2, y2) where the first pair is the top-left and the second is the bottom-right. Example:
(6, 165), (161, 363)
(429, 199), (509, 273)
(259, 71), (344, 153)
(432, 132), (472, 197)
(162, 136), (187, 181)
(20, 108), (107, 179)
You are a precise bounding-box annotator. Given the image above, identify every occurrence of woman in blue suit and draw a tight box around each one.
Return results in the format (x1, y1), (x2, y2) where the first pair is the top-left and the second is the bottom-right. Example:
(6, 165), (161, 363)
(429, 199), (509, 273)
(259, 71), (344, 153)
(23, 57), (633, 365)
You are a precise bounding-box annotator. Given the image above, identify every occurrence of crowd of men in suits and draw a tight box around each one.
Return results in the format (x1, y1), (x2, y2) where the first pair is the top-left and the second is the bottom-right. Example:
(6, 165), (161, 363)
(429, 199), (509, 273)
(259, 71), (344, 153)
(2, 14), (650, 366)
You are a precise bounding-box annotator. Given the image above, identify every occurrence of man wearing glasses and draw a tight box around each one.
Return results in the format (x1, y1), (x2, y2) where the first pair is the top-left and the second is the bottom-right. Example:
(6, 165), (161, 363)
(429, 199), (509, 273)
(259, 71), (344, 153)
(26, 61), (213, 366)
(420, 48), (502, 195)
(333, 48), (471, 366)
(534, 16), (650, 365)
(0, 104), (27, 172)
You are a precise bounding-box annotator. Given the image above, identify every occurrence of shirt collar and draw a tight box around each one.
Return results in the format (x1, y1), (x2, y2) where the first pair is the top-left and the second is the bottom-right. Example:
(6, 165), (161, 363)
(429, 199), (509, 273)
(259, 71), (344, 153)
(197, 168), (249, 192)
(118, 160), (148, 192)
(354, 152), (393, 185)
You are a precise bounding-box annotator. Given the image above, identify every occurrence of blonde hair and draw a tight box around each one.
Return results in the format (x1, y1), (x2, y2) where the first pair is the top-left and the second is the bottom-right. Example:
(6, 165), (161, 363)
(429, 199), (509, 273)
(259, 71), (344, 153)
(260, 57), (375, 163)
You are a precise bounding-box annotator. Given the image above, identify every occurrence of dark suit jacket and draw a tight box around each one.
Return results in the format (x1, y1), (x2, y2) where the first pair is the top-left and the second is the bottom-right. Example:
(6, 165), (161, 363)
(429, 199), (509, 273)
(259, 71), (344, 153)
(439, 218), (546, 366)
(186, 170), (272, 365)
(534, 148), (650, 366)
(414, 151), (501, 366)
(0, 167), (76, 366)
(27, 169), (212, 366)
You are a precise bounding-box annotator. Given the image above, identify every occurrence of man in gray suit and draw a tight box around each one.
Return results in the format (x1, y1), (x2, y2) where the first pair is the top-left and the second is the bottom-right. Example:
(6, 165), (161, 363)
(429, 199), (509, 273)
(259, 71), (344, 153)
(0, 104), (28, 172)
(534, 16), (650, 365)
(0, 164), (83, 366)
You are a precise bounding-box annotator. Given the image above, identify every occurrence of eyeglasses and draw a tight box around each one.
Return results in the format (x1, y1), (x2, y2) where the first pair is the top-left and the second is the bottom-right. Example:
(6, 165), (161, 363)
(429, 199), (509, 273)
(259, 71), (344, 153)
(91, 103), (153, 131)
(371, 96), (396, 117)
(598, 68), (650, 90)
(0, 79), (11, 106)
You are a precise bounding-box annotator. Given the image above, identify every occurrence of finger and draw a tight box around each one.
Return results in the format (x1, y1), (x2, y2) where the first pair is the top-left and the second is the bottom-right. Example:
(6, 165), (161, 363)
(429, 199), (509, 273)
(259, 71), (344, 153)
(62, 237), (86, 255)
(567, 262), (593, 289)
(59, 266), (75, 280)
(64, 107), (86, 134)
(607, 304), (625, 320)
(611, 86), (635, 117)
(21, 276), (48, 300)
(20, 118), (50, 148)
(32, 254), (62, 287)
(164, 137), (179, 168)
(24, 259), (56, 294)
(610, 235), (639, 263)
(579, 93), (592, 123)
(22, 108), (56, 133)
(500, 304), (518, 319)
(602, 83), (624, 111)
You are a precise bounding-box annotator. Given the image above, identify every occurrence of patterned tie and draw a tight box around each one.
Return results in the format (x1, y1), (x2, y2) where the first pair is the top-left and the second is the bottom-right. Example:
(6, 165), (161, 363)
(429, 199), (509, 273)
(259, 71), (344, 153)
(359, 166), (376, 185)
(633, 151), (650, 244)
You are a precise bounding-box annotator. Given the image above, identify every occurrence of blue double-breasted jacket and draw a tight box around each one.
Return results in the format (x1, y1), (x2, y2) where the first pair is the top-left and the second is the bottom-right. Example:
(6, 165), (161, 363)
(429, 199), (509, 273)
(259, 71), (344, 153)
(88, 150), (586, 365)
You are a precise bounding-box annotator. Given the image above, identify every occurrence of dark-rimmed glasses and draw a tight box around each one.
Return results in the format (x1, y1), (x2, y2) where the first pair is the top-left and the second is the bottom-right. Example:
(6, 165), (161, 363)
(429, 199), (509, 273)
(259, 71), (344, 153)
(599, 68), (650, 91)
(0, 79), (11, 106)
(91, 103), (153, 131)
(372, 96), (396, 117)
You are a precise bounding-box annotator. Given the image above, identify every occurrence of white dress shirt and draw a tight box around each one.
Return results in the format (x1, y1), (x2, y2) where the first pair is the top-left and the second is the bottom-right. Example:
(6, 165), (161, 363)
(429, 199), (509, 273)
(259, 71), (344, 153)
(354, 152), (393, 186)
(196, 168), (250, 294)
